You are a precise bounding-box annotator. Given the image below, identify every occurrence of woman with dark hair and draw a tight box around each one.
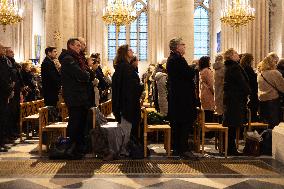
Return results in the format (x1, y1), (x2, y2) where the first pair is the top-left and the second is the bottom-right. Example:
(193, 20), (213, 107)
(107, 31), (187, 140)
(223, 48), (250, 156)
(240, 53), (259, 121)
(199, 56), (214, 122)
(112, 45), (143, 155)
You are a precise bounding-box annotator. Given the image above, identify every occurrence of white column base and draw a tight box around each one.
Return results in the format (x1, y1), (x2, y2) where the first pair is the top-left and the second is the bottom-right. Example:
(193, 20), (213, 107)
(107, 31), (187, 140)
(272, 123), (284, 164)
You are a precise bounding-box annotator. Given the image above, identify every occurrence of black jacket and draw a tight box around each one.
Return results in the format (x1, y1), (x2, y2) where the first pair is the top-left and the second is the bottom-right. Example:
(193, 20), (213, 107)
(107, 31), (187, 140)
(166, 51), (197, 123)
(61, 50), (90, 107)
(0, 56), (14, 103)
(223, 60), (250, 127)
(112, 61), (143, 124)
(41, 57), (61, 106)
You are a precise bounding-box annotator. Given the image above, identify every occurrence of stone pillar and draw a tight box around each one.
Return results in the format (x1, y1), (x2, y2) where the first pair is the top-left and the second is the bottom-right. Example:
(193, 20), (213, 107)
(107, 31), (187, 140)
(166, 0), (194, 63)
(45, 0), (75, 52)
(282, 0), (284, 57)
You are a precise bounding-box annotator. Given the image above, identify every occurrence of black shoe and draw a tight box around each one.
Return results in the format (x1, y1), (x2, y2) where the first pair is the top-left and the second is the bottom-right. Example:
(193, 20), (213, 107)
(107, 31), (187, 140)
(181, 151), (198, 160)
(2, 145), (11, 150)
(0, 147), (8, 152)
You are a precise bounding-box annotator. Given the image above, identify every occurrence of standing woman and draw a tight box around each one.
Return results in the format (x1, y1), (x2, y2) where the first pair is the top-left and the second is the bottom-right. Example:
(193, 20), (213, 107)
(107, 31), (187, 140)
(240, 53), (259, 121)
(223, 48), (250, 156)
(112, 45), (143, 155)
(257, 56), (284, 128)
(212, 54), (224, 123)
(199, 56), (215, 122)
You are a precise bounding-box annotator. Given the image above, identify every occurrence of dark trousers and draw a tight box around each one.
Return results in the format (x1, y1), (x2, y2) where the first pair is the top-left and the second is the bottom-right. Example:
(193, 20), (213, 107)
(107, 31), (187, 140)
(6, 96), (20, 136)
(204, 110), (214, 122)
(171, 120), (193, 154)
(228, 126), (238, 152)
(0, 100), (8, 145)
(67, 106), (88, 149)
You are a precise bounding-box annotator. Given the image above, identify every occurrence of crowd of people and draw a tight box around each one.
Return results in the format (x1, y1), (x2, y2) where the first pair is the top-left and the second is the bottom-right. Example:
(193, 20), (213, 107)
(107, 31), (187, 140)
(1, 36), (284, 158)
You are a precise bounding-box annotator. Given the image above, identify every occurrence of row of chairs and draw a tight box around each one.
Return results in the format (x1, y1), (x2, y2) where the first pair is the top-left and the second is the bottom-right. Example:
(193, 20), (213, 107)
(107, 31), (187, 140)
(19, 99), (45, 142)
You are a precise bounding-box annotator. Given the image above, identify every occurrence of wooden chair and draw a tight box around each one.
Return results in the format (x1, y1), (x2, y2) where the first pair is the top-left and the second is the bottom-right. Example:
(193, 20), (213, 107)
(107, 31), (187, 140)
(236, 108), (269, 148)
(19, 100), (45, 142)
(141, 107), (171, 157)
(38, 107), (67, 156)
(99, 100), (116, 121)
(60, 103), (69, 122)
(197, 108), (228, 158)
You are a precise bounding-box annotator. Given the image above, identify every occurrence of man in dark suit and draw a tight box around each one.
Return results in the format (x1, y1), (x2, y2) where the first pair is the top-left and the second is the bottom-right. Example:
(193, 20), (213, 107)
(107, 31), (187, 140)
(0, 43), (14, 152)
(41, 47), (61, 106)
(166, 37), (197, 158)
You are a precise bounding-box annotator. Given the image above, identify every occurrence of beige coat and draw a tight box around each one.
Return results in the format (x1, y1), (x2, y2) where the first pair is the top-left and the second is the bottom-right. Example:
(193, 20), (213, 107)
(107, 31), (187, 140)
(213, 62), (224, 115)
(258, 70), (284, 101)
(199, 68), (215, 111)
(154, 72), (168, 116)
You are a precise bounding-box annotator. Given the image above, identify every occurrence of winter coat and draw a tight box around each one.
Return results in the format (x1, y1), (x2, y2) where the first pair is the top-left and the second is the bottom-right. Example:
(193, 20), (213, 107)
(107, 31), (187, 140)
(166, 51), (197, 123)
(243, 66), (259, 121)
(61, 50), (90, 108)
(213, 61), (224, 115)
(258, 70), (284, 101)
(154, 72), (168, 116)
(112, 61), (143, 126)
(199, 67), (215, 111)
(0, 56), (14, 103)
(277, 64), (284, 78)
(223, 60), (250, 128)
(41, 57), (61, 106)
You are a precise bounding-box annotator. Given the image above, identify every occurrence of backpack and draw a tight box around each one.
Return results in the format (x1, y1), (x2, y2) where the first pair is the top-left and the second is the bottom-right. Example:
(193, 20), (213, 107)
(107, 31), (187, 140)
(48, 137), (70, 160)
(260, 129), (272, 155)
(90, 127), (109, 158)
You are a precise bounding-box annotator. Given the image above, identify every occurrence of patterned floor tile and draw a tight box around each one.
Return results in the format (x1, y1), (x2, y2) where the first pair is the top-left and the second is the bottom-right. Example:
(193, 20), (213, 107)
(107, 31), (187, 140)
(62, 179), (134, 189)
(0, 179), (49, 189)
(224, 179), (284, 189)
(140, 179), (217, 189)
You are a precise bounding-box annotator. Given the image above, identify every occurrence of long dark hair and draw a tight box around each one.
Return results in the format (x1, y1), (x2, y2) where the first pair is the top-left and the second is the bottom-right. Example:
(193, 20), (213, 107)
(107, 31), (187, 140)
(113, 44), (130, 69)
(199, 56), (210, 71)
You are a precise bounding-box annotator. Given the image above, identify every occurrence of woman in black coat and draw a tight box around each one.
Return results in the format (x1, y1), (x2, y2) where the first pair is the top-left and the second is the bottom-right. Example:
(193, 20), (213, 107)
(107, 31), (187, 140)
(240, 53), (259, 121)
(166, 37), (197, 158)
(223, 48), (250, 156)
(112, 45), (143, 152)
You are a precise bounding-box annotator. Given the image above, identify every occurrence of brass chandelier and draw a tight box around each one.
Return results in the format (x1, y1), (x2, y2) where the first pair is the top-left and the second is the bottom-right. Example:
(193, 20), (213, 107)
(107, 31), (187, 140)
(220, 0), (255, 30)
(0, 0), (23, 32)
(102, 0), (136, 33)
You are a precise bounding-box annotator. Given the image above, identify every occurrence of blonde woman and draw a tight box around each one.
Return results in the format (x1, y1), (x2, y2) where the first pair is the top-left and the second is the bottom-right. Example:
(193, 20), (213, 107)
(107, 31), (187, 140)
(257, 56), (284, 128)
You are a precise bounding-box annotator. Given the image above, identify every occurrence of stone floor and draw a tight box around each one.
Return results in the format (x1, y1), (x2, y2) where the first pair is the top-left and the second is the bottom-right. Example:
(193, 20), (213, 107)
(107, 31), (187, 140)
(0, 138), (284, 189)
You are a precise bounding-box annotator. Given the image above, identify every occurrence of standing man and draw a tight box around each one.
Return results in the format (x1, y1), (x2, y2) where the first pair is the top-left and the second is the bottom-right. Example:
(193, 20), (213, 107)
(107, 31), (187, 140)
(61, 38), (90, 159)
(0, 43), (14, 152)
(5, 47), (23, 138)
(41, 47), (61, 106)
(166, 37), (197, 158)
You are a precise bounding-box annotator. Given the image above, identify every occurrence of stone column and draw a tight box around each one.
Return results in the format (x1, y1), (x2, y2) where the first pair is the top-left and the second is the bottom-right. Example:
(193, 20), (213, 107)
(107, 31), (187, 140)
(45, 0), (75, 52)
(282, 0), (284, 57)
(166, 0), (194, 63)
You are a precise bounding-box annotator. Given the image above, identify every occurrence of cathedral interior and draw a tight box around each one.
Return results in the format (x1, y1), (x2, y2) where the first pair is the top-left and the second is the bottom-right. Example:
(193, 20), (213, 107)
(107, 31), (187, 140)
(1, 0), (284, 188)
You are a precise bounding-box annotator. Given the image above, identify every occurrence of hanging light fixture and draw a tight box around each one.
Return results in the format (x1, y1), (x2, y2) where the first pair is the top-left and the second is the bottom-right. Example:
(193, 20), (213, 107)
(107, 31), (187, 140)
(102, 0), (136, 33)
(0, 0), (23, 32)
(220, 0), (255, 30)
